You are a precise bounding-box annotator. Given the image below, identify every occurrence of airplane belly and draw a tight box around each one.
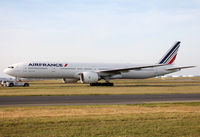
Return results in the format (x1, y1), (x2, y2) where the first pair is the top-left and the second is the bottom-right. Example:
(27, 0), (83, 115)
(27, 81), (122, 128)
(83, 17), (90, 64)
(56, 69), (76, 78)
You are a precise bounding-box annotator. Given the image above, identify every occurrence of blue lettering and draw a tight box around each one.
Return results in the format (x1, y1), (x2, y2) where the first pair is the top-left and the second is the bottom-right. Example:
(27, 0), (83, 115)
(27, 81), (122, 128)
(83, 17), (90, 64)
(28, 63), (64, 67)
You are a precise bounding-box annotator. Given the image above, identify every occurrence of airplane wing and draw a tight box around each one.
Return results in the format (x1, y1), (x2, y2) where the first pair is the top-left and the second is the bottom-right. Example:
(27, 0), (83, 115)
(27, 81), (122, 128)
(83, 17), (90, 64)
(167, 66), (196, 71)
(98, 64), (168, 76)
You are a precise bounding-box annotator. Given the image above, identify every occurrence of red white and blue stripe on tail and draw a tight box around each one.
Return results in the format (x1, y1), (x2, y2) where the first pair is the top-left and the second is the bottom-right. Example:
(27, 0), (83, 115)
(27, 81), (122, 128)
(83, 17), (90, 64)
(158, 41), (180, 64)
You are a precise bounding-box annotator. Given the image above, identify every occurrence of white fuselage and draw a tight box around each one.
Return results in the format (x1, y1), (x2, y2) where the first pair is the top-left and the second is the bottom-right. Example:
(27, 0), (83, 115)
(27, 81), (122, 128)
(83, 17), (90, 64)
(4, 62), (177, 80)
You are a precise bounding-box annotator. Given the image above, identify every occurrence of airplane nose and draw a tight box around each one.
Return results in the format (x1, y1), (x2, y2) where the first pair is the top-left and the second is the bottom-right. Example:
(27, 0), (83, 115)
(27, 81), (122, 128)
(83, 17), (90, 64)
(4, 68), (11, 75)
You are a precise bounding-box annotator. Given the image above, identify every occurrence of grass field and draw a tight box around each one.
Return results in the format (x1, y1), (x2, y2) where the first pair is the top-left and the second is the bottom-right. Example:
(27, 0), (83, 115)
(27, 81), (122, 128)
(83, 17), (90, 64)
(0, 102), (200, 137)
(0, 77), (200, 96)
(0, 78), (200, 136)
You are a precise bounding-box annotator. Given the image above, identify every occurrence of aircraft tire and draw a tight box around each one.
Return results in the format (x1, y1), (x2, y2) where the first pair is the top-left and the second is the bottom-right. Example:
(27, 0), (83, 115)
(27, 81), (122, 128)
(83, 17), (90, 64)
(24, 83), (29, 87)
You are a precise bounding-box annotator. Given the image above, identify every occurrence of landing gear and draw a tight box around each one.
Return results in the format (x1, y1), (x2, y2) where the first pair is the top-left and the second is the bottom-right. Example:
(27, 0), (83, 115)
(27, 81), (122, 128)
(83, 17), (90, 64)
(90, 82), (114, 86)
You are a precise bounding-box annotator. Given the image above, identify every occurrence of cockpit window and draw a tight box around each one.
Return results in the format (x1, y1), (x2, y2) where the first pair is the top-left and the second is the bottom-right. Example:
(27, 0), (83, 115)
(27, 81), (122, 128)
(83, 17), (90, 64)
(8, 66), (14, 69)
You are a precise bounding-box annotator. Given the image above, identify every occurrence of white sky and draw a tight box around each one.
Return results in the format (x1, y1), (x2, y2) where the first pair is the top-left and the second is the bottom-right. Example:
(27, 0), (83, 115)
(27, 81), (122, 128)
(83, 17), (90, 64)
(0, 0), (200, 77)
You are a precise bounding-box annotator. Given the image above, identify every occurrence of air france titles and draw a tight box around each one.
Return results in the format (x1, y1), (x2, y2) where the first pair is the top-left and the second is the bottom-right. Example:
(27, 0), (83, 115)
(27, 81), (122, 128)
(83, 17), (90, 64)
(28, 63), (64, 67)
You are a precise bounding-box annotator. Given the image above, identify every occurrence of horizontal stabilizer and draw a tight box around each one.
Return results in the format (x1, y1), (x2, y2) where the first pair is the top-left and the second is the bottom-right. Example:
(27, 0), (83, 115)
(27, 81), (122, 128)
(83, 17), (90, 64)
(167, 66), (196, 71)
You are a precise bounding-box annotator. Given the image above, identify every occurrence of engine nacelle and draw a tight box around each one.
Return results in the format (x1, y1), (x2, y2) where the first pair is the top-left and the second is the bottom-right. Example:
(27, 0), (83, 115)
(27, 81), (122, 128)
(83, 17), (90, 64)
(62, 78), (78, 83)
(80, 72), (99, 83)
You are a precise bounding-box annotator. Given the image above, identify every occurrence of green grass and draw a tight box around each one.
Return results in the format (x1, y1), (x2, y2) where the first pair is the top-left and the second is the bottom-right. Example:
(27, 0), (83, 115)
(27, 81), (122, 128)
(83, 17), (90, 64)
(0, 102), (200, 137)
(0, 113), (200, 137)
(0, 77), (200, 96)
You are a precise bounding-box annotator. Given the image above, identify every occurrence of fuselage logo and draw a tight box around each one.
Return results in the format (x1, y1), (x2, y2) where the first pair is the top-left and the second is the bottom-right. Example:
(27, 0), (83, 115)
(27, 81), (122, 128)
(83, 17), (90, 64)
(28, 63), (68, 67)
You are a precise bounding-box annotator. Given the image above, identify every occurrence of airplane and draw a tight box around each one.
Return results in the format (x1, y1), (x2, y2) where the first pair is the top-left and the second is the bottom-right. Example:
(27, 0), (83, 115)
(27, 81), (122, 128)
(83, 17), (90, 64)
(3, 41), (195, 86)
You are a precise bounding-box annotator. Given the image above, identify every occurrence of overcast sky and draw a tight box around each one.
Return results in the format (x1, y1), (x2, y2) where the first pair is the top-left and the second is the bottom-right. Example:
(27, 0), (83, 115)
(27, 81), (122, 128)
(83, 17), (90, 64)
(0, 0), (200, 77)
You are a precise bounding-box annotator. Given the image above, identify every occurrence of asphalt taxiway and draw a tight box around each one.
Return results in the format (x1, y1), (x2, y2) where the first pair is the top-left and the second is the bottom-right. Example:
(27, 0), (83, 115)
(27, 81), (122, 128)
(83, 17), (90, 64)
(0, 94), (200, 107)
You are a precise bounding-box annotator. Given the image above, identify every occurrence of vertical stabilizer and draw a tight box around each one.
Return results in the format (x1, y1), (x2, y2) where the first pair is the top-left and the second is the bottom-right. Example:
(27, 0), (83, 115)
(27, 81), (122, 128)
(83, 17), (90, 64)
(158, 41), (180, 64)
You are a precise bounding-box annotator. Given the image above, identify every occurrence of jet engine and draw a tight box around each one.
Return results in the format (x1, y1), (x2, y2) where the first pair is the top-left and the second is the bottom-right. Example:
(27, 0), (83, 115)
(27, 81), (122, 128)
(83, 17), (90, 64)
(62, 78), (78, 83)
(80, 72), (99, 83)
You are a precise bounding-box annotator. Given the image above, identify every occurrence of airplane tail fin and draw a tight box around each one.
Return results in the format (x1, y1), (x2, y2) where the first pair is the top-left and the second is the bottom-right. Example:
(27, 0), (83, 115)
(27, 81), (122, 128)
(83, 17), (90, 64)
(158, 41), (181, 64)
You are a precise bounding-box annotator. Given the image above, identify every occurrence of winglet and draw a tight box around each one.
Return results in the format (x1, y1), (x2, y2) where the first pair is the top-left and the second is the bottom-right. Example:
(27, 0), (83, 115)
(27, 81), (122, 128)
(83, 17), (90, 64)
(158, 41), (181, 64)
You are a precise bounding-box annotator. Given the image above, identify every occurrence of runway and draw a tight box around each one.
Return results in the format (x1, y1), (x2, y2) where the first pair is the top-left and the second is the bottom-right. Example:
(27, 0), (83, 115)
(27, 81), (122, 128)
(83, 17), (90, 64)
(0, 94), (200, 107)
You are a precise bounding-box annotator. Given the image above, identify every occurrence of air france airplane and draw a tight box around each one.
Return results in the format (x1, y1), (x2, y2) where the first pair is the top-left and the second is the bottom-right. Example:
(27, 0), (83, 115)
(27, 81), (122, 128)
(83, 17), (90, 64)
(4, 41), (195, 86)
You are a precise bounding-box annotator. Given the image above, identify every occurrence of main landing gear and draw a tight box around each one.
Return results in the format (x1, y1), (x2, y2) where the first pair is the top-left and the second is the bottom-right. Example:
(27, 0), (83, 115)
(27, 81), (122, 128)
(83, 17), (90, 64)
(90, 82), (114, 86)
